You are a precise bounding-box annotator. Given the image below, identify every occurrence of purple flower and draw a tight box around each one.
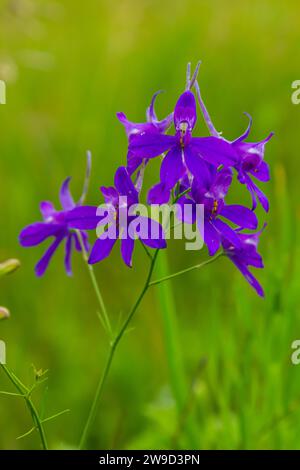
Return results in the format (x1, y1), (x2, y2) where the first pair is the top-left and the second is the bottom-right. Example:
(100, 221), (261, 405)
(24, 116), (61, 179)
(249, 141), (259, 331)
(195, 80), (273, 212)
(177, 167), (258, 256)
(222, 228), (265, 297)
(68, 167), (167, 267)
(19, 156), (91, 277)
(128, 90), (238, 205)
(232, 115), (273, 212)
(117, 91), (173, 175)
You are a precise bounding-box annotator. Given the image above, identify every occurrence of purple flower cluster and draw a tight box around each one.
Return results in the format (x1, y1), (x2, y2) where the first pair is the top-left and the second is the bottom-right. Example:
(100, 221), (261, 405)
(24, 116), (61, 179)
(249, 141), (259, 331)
(19, 64), (272, 296)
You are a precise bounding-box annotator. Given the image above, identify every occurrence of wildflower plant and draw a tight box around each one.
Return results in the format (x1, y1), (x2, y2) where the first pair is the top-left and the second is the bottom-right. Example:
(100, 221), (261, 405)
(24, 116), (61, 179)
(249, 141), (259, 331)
(2, 62), (272, 449)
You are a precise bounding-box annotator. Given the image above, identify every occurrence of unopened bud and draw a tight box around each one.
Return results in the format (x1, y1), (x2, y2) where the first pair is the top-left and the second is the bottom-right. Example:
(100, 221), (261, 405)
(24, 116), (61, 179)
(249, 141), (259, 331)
(0, 306), (10, 320)
(0, 259), (21, 276)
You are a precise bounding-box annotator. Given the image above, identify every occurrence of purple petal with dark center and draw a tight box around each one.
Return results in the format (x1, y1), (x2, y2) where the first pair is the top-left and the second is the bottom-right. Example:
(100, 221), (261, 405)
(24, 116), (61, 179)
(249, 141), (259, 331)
(191, 137), (238, 166)
(60, 177), (75, 211)
(88, 233), (117, 264)
(121, 236), (135, 267)
(114, 166), (139, 204)
(220, 204), (258, 230)
(35, 235), (64, 277)
(19, 222), (66, 247)
(174, 91), (197, 131)
(129, 133), (175, 159)
(40, 201), (55, 221)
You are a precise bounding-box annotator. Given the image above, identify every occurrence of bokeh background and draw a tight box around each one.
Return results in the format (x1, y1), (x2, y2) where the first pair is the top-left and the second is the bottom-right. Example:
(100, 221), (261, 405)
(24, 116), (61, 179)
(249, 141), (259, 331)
(1, 0), (300, 450)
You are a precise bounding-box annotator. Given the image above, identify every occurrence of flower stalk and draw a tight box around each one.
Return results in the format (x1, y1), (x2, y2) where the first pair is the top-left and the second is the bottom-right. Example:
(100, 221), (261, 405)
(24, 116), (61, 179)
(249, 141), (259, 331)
(0, 364), (48, 450)
(79, 249), (160, 449)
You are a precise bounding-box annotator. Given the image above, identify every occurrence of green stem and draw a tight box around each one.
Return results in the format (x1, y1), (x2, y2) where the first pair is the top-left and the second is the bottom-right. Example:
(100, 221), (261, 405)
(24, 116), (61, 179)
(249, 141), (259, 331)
(155, 251), (198, 448)
(149, 252), (223, 287)
(77, 231), (112, 338)
(1, 364), (48, 450)
(79, 249), (160, 449)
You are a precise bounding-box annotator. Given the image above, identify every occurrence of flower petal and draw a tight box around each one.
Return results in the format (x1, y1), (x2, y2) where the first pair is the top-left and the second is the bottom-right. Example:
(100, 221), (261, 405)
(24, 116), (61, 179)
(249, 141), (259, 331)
(60, 177), (75, 211)
(100, 186), (119, 205)
(176, 196), (197, 224)
(147, 182), (171, 204)
(213, 218), (242, 248)
(40, 201), (55, 221)
(245, 175), (269, 212)
(120, 236), (135, 267)
(138, 216), (167, 249)
(19, 222), (65, 247)
(35, 235), (64, 277)
(232, 113), (253, 143)
(191, 137), (238, 166)
(64, 234), (73, 276)
(184, 146), (212, 189)
(88, 233), (117, 264)
(66, 206), (104, 229)
(220, 204), (258, 230)
(126, 151), (144, 175)
(230, 259), (264, 297)
(174, 90), (197, 131)
(204, 220), (220, 256)
(114, 166), (139, 204)
(160, 147), (185, 190)
(250, 160), (270, 182)
(146, 91), (173, 132)
(129, 133), (175, 159)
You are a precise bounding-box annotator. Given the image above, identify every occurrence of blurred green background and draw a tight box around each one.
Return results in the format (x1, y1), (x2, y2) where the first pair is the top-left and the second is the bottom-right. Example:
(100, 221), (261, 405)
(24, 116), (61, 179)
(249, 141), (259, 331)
(1, 0), (300, 450)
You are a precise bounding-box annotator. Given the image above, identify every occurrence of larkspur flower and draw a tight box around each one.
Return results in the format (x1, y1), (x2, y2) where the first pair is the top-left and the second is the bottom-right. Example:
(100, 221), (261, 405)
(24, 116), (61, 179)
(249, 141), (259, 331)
(67, 166), (166, 267)
(19, 155), (91, 276)
(231, 115), (273, 212)
(117, 91), (173, 175)
(222, 228), (265, 297)
(128, 89), (238, 205)
(195, 80), (273, 212)
(176, 167), (258, 256)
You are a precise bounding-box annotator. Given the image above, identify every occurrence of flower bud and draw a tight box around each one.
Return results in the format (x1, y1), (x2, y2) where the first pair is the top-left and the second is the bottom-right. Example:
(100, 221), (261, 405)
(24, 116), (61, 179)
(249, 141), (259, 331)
(0, 306), (10, 320)
(0, 259), (21, 276)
